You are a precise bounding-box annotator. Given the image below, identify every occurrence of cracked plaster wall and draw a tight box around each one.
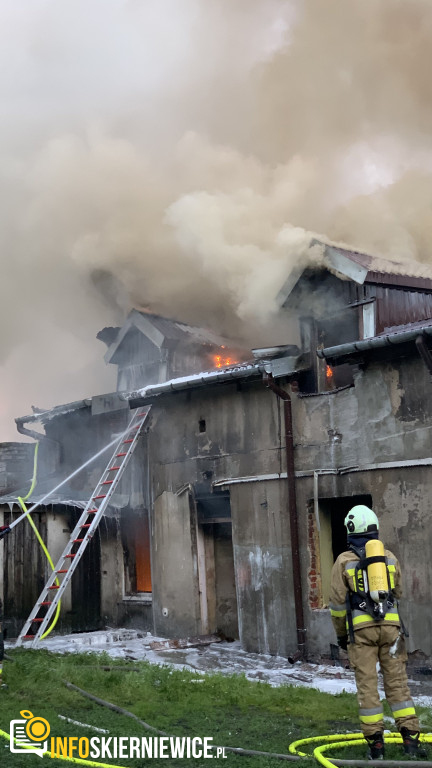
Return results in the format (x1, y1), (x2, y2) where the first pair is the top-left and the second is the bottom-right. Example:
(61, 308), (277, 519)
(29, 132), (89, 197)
(294, 355), (432, 657)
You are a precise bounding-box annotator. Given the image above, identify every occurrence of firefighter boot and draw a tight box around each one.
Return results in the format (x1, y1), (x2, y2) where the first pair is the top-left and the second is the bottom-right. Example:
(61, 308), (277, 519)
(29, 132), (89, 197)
(400, 728), (427, 758)
(366, 732), (385, 760)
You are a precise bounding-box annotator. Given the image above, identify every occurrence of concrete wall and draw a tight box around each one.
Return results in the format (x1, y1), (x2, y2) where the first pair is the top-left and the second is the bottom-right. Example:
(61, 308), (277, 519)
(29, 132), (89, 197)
(293, 357), (432, 658)
(231, 481), (296, 656)
(144, 353), (432, 659)
(152, 490), (201, 637)
(146, 380), (281, 491)
(146, 380), (299, 651)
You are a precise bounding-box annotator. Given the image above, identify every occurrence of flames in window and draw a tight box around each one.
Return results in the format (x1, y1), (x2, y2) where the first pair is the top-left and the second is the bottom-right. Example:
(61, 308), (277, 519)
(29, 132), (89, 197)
(212, 346), (239, 369)
(325, 363), (336, 391)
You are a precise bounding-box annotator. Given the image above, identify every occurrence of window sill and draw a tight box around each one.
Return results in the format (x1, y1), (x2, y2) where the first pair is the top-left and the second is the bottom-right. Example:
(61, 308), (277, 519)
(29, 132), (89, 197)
(122, 594), (153, 605)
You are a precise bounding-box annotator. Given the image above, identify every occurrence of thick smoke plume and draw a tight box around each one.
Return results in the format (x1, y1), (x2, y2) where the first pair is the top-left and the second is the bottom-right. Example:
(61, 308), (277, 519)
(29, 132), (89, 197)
(1, 0), (432, 437)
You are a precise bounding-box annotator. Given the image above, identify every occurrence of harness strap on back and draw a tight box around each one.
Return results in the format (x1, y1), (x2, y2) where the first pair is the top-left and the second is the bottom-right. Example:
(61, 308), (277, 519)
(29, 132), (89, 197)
(352, 559), (395, 622)
(360, 555), (387, 568)
(346, 591), (355, 644)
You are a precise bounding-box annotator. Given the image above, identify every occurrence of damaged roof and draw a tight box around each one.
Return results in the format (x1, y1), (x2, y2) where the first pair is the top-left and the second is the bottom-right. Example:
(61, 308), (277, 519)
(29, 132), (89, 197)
(128, 348), (308, 407)
(102, 309), (230, 365)
(277, 239), (432, 306)
(321, 242), (432, 289)
(16, 392), (129, 430)
(16, 399), (92, 427)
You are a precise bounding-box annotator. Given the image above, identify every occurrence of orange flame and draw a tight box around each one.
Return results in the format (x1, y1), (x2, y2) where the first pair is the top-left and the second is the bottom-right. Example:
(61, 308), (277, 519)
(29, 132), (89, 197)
(326, 365), (333, 379)
(213, 352), (238, 369)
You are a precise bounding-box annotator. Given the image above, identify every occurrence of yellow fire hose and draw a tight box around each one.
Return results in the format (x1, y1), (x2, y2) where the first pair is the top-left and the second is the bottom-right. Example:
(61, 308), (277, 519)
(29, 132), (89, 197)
(17, 442), (61, 639)
(2, 725), (432, 768)
(0, 727), (128, 768)
(4, 447), (432, 768)
(290, 732), (432, 768)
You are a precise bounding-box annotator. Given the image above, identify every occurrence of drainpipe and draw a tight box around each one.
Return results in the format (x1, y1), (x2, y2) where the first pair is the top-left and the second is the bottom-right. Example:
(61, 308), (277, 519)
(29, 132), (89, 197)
(415, 335), (432, 378)
(265, 373), (307, 661)
(15, 416), (53, 444)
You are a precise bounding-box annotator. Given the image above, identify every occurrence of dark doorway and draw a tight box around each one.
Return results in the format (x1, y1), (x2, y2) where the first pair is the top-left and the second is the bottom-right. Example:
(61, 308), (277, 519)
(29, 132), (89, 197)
(317, 494), (373, 606)
(194, 487), (238, 639)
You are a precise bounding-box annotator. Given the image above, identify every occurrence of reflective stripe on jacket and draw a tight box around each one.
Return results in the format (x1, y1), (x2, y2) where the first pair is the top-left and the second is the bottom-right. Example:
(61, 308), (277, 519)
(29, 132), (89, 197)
(329, 548), (402, 638)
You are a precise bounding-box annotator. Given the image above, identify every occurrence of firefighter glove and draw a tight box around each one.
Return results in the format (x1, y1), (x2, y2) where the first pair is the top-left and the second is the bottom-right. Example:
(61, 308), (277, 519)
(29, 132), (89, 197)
(0, 526), (11, 540)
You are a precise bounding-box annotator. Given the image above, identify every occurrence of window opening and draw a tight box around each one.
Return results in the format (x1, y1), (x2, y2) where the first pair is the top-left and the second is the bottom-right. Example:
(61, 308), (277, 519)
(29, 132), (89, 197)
(199, 419), (206, 433)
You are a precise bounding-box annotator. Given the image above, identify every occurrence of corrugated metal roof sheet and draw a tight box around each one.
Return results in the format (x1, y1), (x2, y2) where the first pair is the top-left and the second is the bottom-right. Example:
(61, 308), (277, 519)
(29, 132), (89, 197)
(278, 239), (432, 305)
(138, 311), (227, 346)
(374, 286), (432, 333)
(378, 316), (432, 336)
(322, 242), (432, 289)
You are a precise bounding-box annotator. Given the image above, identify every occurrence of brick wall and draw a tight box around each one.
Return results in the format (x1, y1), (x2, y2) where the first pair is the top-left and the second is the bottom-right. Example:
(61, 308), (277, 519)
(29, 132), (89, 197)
(0, 442), (34, 495)
(307, 505), (322, 609)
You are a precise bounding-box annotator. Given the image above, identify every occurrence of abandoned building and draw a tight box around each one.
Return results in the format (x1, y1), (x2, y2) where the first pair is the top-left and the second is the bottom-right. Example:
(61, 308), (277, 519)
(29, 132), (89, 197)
(1, 244), (432, 661)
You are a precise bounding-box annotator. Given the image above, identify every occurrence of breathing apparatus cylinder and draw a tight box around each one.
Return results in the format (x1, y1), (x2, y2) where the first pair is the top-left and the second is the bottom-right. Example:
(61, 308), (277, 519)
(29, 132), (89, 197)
(365, 538), (388, 616)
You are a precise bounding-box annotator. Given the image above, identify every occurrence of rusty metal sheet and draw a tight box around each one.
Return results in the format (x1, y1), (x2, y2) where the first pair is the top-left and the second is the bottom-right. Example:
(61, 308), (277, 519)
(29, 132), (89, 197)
(367, 271), (432, 291)
(375, 287), (432, 333)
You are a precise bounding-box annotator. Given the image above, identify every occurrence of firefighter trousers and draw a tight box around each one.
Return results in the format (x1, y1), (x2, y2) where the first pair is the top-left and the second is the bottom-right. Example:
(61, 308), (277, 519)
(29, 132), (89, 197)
(348, 624), (419, 737)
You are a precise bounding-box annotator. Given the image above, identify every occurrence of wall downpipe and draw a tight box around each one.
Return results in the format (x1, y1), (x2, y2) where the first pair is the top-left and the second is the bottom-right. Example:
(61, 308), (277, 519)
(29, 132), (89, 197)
(265, 373), (307, 661)
(15, 421), (49, 443)
(415, 335), (432, 378)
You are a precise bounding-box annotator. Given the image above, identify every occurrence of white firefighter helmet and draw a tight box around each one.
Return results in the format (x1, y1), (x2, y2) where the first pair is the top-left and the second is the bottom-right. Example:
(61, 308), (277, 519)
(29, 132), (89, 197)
(344, 505), (379, 535)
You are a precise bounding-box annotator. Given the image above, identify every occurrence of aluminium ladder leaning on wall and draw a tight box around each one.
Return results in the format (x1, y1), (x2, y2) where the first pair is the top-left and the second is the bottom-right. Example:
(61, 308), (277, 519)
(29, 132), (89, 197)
(15, 406), (151, 648)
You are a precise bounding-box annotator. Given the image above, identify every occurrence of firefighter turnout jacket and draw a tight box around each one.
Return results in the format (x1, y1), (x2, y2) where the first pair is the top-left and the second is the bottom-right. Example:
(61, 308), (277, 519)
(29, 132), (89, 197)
(329, 547), (401, 639)
(329, 546), (419, 737)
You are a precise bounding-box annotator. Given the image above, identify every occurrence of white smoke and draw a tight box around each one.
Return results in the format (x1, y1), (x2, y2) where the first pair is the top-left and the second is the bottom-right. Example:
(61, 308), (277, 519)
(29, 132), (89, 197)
(1, 0), (432, 438)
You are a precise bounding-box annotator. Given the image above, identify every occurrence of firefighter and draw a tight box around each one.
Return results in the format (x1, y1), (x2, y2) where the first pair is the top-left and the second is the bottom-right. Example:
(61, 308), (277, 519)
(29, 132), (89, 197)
(329, 505), (424, 760)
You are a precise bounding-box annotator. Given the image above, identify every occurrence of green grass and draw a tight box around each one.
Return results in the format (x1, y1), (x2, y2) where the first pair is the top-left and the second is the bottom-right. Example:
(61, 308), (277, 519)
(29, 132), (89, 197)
(0, 650), (430, 767)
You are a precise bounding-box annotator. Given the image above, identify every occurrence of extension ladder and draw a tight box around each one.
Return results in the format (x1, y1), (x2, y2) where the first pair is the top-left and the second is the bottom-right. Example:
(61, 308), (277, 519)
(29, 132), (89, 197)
(15, 406), (150, 648)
